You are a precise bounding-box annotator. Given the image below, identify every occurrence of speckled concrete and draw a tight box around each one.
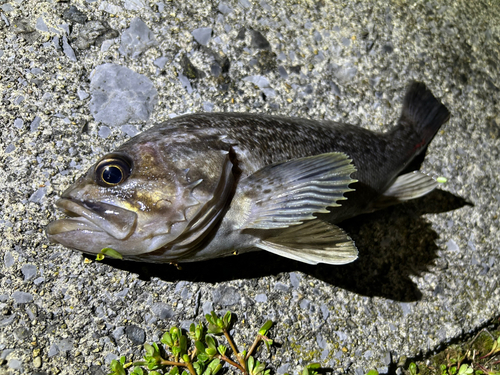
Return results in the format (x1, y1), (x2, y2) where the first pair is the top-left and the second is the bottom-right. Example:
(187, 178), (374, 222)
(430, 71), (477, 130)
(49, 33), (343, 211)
(1, 1), (499, 374)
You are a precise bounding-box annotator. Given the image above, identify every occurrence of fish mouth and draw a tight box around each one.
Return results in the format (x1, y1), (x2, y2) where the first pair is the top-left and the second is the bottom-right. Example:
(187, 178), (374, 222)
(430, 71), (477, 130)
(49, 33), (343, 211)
(46, 198), (138, 241)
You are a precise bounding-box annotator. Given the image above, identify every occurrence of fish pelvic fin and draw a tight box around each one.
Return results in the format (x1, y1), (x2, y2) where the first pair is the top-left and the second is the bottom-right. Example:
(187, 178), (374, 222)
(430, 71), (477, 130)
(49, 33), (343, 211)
(255, 220), (358, 265)
(371, 171), (438, 210)
(398, 81), (450, 154)
(238, 152), (357, 230)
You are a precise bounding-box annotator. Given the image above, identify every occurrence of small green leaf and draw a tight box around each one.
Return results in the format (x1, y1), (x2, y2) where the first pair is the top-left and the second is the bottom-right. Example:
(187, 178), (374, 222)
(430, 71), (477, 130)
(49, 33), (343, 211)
(206, 347), (217, 357)
(248, 356), (255, 373)
(458, 364), (473, 375)
(100, 247), (123, 259)
(211, 312), (219, 323)
(205, 314), (214, 325)
(208, 358), (221, 373)
(436, 177), (447, 184)
(217, 345), (227, 356)
(162, 332), (174, 347)
(172, 345), (181, 357)
(254, 361), (266, 375)
(211, 363), (222, 375)
(409, 362), (417, 375)
(120, 356), (126, 365)
(194, 361), (204, 375)
(180, 335), (188, 354)
(195, 324), (204, 340)
(198, 353), (209, 362)
(169, 367), (180, 375)
(131, 367), (144, 375)
(144, 343), (155, 357)
(195, 341), (206, 354)
(109, 359), (126, 375)
(223, 311), (232, 327)
(170, 326), (180, 341)
(206, 335), (216, 350)
(258, 320), (273, 336)
(96, 253), (105, 261)
(263, 338), (273, 351)
(182, 354), (191, 364)
(365, 370), (379, 375)
(492, 338), (499, 353)
(207, 325), (223, 335)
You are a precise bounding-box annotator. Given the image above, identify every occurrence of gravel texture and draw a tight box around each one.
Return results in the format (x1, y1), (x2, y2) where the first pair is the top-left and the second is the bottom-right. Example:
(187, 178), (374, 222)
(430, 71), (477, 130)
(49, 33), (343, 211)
(1, 0), (499, 374)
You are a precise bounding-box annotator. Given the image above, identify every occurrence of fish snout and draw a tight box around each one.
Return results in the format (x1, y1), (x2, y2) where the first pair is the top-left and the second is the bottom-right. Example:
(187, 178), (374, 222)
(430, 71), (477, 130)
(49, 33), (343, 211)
(49, 198), (138, 240)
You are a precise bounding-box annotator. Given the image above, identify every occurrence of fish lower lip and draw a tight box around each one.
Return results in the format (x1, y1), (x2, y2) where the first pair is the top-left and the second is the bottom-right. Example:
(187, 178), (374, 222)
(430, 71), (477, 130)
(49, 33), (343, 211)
(53, 198), (138, 240)
(46, 217), (102, 235)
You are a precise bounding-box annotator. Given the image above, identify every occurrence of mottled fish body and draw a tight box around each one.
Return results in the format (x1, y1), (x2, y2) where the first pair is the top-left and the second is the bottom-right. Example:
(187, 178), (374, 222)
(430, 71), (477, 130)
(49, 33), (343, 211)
(47, 82), (450, 265)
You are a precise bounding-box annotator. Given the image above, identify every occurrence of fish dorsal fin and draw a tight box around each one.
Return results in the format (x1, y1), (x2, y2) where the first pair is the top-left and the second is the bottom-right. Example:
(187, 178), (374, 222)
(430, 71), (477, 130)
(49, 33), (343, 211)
(239, 152), (357, 230)
(255, 220), (358, 265)
(372, 171), (438, 209)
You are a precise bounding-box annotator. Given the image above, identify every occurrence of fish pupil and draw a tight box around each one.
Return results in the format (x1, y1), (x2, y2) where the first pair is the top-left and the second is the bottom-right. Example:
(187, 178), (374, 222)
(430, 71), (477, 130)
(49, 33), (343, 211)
(102, 166), (123, 184)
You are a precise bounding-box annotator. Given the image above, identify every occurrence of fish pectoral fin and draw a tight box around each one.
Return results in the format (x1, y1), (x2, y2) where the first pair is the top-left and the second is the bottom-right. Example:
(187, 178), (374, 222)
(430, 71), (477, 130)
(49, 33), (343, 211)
(254, 220), (358, 265)
(239, 152), (357, 230)
(372, 171), (438, 209)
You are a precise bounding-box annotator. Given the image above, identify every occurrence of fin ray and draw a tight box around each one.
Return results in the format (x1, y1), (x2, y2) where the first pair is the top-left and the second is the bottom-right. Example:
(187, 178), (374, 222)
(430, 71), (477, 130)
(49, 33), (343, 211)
(399, 81), (450, 150)
(371, 171), (438, 209)
(239, 152), (357, 230)
(255, 220), (358, 265)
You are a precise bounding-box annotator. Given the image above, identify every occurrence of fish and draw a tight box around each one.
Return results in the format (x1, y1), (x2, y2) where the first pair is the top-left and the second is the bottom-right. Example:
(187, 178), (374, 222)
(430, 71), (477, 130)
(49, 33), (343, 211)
(46, 82), (450, 265)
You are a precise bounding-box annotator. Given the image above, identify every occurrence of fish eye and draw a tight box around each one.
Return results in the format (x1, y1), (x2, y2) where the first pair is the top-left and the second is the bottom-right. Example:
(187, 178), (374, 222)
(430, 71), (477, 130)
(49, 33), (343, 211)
(95, 155), (132, 187)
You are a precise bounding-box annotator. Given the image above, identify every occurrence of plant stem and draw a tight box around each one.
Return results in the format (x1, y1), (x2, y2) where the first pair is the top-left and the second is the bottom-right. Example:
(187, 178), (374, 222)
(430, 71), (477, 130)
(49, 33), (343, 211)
(159, 359), (197, 375)
(160, 360), (186, 367)
(186, 362), (197, 375)
(160, 359), (196, 375)
(223, 328), (247, 374)
(246, 335), (262, 360)
(217, 354), (246, 372)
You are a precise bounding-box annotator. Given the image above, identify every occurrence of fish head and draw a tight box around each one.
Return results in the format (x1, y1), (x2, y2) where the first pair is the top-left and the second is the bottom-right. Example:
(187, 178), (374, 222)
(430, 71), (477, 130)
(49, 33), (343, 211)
(46, 132), (232, 261)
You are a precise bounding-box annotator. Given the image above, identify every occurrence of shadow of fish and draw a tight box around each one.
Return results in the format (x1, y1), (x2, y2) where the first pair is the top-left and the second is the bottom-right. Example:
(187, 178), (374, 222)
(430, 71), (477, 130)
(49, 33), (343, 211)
(46, 82), (450, 265)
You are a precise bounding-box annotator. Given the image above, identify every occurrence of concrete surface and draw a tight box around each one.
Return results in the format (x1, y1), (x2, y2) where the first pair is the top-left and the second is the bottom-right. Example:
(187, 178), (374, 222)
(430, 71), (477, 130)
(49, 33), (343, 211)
(0, 0), (499, 374)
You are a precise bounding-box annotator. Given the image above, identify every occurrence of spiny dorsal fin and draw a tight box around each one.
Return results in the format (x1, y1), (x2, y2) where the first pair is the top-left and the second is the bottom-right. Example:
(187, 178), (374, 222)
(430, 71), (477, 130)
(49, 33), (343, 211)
(255, 220), (358, 265)
(239, 152), (357, 230)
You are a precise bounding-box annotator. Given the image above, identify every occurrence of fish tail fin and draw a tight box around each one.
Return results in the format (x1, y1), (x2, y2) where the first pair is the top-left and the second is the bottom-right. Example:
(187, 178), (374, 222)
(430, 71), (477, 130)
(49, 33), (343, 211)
(398, 81), (450, 152)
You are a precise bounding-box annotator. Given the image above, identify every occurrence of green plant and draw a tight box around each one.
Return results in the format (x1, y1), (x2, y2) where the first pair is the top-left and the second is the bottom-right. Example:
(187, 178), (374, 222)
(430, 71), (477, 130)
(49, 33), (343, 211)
(108, 311), (277, 375)
(401, 324), (500, 375)
(96, 247), (123, 261)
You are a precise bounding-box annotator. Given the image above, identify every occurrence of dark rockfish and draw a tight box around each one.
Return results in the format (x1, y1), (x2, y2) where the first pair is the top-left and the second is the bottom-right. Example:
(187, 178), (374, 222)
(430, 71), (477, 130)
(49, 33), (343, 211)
(46, 82), (450, 265)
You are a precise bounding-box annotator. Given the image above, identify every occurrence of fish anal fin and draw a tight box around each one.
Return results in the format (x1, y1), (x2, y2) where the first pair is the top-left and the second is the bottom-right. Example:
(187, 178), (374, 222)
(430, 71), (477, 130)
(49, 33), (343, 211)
(255, 220), (358, 265)
(372, 171), (438, 209)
